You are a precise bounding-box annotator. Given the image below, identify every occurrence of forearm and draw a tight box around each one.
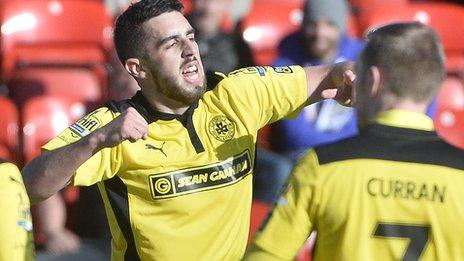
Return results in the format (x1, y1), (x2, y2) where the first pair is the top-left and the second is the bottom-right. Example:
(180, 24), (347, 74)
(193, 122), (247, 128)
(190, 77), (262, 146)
(304, 64), (333, 105)
(22, 132), (103, 204)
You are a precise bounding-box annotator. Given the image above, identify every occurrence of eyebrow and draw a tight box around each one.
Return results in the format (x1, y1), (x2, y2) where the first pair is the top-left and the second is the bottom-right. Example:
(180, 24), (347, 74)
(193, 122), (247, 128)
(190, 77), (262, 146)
(157, 28), (196, 47)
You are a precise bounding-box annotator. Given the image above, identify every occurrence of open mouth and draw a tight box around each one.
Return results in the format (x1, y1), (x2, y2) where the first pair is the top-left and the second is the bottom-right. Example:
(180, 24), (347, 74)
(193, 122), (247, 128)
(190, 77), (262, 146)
(181, 63), (200, 84)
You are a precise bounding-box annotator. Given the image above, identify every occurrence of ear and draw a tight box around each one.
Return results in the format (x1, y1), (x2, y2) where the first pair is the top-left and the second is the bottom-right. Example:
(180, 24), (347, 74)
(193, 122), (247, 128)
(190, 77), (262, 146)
(368, 66), (382, 96)
(125, 58), (148, 80)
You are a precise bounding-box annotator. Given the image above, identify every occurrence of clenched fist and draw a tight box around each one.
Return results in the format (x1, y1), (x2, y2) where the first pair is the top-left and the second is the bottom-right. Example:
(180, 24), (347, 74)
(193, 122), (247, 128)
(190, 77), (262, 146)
(93, 107), (148, 149)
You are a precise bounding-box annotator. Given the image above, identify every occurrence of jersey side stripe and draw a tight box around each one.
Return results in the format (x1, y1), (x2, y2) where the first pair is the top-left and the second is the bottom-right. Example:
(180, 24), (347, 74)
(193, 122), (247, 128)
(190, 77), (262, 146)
(104, 176), (141, 261)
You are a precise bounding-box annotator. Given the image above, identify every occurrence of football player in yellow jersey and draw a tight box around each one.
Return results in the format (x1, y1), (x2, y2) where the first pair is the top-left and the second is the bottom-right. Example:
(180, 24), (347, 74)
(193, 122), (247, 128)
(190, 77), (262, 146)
(245, 22), (464, 260)
(21, 0), (354, 260)
(0, 159), (35, 260)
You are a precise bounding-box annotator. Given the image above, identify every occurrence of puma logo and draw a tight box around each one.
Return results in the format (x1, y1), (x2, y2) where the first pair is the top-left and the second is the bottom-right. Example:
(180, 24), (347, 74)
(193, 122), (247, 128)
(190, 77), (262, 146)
(146, 142), (167, 157)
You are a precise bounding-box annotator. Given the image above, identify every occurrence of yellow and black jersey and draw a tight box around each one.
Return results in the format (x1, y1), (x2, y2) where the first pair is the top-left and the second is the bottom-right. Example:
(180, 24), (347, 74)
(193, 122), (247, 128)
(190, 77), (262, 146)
(246, 110), (464, 261)
(43, 66), (308, 260)
(0, 160), (35, 261)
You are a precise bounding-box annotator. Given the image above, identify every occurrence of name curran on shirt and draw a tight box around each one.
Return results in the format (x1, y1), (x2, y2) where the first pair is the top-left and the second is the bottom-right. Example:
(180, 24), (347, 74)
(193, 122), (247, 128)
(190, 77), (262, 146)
(367, 177), (446, 203)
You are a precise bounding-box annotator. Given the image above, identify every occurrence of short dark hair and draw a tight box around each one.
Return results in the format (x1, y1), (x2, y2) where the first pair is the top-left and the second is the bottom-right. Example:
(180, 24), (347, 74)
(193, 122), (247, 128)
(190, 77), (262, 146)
(358, 22), (446, 102)
(114, 0), (184, 64)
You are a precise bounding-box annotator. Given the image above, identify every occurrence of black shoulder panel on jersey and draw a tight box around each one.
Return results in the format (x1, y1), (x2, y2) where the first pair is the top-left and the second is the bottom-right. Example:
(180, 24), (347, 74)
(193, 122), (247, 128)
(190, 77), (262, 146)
(105, 98), (153, 123)
(314, 124), (464, 170)
(103, 176), (141, 261)
(205, 71), (226, 92)
(106, 99), (132, 113)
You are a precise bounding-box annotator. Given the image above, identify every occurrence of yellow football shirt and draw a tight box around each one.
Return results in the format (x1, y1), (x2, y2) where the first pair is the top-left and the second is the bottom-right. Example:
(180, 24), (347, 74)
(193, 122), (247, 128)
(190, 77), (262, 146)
(0, 160), (35, 261)
(43, 66), (308, 260)
(246, 110), (464, 261)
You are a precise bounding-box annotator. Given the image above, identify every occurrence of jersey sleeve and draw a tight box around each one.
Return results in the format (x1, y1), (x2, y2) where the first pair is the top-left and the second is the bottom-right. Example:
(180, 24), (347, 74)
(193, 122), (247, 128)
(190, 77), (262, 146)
(0, 163), (35, 261)
(42, 107), (122, 186)
(222, 66), (308, 131)
(245, 150), (320, 260)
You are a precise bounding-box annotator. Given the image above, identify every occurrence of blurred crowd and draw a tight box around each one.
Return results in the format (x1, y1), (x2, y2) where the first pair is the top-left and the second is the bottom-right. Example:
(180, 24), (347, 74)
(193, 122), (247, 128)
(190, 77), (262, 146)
(0, 0), (463, 260)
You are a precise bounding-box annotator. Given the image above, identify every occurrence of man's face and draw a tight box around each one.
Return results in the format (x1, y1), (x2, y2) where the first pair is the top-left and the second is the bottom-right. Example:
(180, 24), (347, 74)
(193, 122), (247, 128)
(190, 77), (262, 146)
(302, 20), (341, 60)
(141, 11), (206, 105)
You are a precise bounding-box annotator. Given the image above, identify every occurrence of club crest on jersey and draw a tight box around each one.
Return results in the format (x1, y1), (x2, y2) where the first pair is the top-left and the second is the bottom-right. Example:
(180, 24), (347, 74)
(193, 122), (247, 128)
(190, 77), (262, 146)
(272, 66), (293, 74)
(149, 150), (252, 199)
(209, 115), (235, 142)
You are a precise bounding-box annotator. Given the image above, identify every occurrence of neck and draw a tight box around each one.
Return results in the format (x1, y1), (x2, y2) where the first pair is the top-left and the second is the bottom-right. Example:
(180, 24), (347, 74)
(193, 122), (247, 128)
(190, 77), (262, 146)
(141, 88), (190, 115)
(379, 93), (429, 114)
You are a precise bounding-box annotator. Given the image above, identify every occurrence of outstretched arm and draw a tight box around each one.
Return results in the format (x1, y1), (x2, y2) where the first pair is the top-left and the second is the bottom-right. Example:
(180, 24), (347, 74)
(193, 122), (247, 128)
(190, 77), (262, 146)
(304, 62), (355, 106)
(22, 107), (148, 204)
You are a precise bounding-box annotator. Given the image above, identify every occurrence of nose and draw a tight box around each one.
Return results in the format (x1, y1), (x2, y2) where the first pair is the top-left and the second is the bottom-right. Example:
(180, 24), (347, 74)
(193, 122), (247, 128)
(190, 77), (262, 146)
(181, 39), (196, 58)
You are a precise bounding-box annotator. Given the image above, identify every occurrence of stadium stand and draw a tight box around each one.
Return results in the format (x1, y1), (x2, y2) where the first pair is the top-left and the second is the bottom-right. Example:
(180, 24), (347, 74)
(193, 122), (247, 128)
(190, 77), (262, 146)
(359, 2), (464, 73)
(240, 0), (304, 65)
(8, 67), (103, 108)
(0, 0), (112, 99)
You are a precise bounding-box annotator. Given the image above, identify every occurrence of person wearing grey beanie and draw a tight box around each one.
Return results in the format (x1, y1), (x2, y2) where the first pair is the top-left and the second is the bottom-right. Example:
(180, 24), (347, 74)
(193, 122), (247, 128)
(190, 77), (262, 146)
(303, 0), (348, 33)
(269, 0), (364, 166)
(301, 0), (351, 63)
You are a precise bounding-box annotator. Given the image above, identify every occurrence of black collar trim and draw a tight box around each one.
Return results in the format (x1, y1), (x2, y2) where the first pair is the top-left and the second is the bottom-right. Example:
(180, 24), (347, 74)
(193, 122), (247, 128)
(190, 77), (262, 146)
(129, 91), (199, 126)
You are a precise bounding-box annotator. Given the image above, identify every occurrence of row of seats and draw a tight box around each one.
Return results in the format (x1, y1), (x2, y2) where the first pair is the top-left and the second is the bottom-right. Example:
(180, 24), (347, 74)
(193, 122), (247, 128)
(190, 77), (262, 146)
(0, 95), (85, 164)
(0, 0), (113, 165)
(0, 0), (112, 106)
(0, 1), (461, 259)
(241, 0), (464, 73)
(0, 1), (462, 157)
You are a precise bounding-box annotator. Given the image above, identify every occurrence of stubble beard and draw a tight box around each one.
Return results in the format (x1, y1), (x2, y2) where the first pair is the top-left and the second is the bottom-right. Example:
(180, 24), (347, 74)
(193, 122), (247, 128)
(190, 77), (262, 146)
(153, 67), (207, 106)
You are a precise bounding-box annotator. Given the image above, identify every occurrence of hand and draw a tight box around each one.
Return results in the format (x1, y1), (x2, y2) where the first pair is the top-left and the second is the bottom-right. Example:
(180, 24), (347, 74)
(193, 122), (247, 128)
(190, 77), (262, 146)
(44, 229), (81, 255)
(319, 62), (356, 106)
(93, 107), (148, 149)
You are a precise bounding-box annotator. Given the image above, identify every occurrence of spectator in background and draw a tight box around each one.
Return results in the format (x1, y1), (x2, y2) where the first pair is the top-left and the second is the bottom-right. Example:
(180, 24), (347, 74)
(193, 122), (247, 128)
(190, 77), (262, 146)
(273, 0), (364, 161)
(187, 0), (253, 73)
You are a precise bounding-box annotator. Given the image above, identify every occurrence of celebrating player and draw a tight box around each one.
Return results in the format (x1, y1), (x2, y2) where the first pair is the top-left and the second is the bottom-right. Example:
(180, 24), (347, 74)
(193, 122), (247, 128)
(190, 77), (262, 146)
(245, 22), (464, 260)
(22, 0), (353, 260)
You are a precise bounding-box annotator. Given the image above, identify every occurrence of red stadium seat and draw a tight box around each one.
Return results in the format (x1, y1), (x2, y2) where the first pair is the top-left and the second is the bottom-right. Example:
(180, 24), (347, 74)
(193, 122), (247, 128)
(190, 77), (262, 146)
(0, 0), (113, 79)
(351, 0), (409, 26)
(8, 67), (104, 107)
(0, 96), (19, 162)
(249, 200), (271, 243)
(241, 0), (304, 65)
(21, 95), (86, 163)
(22, 95), (86, 247)
(181, 0), (193, 14)
(434, 77), (464, 149)
(249, 200), (315, 260)
(360, 3), (464, 72)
